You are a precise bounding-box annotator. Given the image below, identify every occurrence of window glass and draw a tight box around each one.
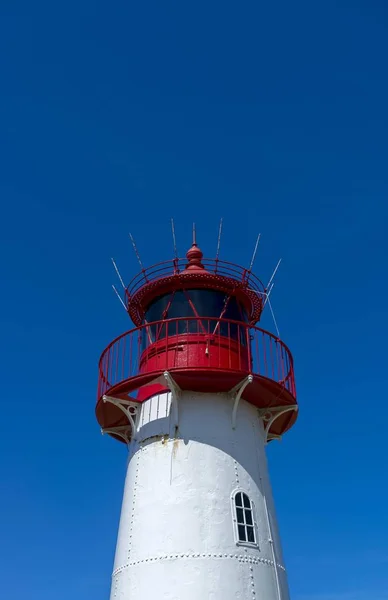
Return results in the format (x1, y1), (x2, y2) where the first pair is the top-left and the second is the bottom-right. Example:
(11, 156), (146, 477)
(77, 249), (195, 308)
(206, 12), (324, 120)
(145, 289), (248, 322)
(243, 494), (251, 508)
(143, 289), (248, 343)
(234, 492), (256, 545)
(246, 526), (255, 543)
(236, 507), (244, 523)
(144, 294), (171, 323)
(245, 510), (253, 526)
(238, 525), (246, 542)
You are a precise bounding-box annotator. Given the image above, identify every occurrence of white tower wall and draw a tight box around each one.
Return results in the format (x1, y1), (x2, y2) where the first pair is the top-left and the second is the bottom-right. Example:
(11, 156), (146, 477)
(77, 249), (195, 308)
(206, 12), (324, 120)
(110, 390), (290, 600)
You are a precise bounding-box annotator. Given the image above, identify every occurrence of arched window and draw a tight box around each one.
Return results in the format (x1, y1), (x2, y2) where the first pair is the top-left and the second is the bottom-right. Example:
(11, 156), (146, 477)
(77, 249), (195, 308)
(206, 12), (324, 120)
(233, 491), (257, 545)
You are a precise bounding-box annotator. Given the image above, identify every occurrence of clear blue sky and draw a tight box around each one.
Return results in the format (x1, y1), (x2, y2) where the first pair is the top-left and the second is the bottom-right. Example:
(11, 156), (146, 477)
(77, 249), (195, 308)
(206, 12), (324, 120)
(0, 1), (387, 599)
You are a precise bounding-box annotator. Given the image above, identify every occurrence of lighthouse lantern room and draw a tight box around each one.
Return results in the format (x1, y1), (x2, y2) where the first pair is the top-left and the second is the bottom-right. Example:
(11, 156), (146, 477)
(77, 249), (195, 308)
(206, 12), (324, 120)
(96, 231), (297, 600)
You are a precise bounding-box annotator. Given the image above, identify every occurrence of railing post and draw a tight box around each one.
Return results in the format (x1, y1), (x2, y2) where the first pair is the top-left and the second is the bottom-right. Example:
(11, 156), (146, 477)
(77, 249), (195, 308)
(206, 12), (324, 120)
(247, 326), (252, 372)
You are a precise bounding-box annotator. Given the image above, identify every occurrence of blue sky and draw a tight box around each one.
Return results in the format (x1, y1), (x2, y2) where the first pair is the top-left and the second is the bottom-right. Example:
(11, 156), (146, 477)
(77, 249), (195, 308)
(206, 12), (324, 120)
(0, 0), (387, 598)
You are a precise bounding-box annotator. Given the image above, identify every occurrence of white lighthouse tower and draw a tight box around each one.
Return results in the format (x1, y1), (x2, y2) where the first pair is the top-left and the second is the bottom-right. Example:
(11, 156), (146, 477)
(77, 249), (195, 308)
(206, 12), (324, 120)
(96, 235), (297, 599)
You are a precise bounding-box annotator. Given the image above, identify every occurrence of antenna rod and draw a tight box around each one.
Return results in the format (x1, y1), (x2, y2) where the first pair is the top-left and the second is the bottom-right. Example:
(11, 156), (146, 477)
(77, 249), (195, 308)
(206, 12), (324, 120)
(171, 218), (178, 259)
(111, 258), (126, 290)
(215, 217), (223, 261)
(266, 258), (282, 290)
(263, 282), (275, 307)
(267, 296), (280, 338)
(129, 233), (145, 271)
(112, 285), (128, 312)
(248, 233), (261, 272)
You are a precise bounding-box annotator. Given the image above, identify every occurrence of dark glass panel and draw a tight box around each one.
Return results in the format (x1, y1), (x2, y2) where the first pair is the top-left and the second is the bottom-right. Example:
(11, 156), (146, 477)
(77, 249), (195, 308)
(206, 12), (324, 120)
(236, 508), (244, 524)
(144, 289), (249, 342)
(164, 291), (195, 319)
(145, 289), (248, 322)
(238, 525), (246, 542)
(245, 510), (253, 526)
(242, 493), (251, 509)
(246, 526), (255, 543)
(235, 492), (243, 507)
(145, 294), (172, 322)
(186, 289), (226, 318)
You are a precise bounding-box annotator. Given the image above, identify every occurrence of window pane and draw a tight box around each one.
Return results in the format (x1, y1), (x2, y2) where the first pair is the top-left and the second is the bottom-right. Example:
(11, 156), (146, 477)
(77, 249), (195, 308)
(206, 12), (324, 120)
(145, 294), (171, 322)
(245, 509), (253, 526)
(144, 290), (250, 348)
(238, 525), (246, 542)
(166, 291), (195, 319)
(242, 493), (251, 508)
(246, 526), (255, 543)
(236, 508), (244, 524)
(224, 297), (248, 322)
(187, 289), (226, 318)
(235, 492), (243, 507)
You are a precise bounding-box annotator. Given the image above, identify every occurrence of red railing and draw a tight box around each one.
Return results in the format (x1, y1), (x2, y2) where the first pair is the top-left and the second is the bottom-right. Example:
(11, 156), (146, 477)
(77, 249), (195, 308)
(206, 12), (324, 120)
(125, 257), (265, 299)
(97, 317), (296, 401)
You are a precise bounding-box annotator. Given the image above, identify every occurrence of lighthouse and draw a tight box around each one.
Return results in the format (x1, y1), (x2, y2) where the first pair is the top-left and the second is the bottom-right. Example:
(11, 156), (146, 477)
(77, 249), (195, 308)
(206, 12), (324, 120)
(96, 233), (297, 600)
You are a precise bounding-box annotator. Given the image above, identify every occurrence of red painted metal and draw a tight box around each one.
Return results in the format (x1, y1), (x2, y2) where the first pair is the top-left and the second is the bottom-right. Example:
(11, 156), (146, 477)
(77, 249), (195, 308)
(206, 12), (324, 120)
(184, 242), (207, 271)
(126, 257), (262, 298)
(139, 332), (250, 374)
(125, 256), (266, 326)
(96, 317), (297, 440)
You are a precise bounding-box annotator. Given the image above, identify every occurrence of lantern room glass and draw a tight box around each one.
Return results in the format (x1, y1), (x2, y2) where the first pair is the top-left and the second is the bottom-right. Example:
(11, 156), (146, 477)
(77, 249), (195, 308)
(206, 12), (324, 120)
(142, 289), (248, 345)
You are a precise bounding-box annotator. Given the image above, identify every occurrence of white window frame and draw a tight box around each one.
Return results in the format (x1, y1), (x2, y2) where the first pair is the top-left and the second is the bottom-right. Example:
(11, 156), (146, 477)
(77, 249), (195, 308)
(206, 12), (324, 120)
(231, 489), (259, 549)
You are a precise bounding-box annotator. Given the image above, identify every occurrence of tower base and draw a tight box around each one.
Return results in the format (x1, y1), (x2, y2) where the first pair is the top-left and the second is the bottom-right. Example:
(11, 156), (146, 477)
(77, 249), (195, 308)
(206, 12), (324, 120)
(110, 390), (290, 600)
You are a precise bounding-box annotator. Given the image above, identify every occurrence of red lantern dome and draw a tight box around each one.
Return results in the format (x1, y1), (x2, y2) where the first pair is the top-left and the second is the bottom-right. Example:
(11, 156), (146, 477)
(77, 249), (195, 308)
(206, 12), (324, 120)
(96, 239), (297, 443)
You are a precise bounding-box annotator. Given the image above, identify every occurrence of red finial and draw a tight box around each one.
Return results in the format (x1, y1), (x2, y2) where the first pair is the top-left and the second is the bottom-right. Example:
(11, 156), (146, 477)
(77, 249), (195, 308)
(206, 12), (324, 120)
(185, 242), (204, 271)
(184, 226), (206, 271)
